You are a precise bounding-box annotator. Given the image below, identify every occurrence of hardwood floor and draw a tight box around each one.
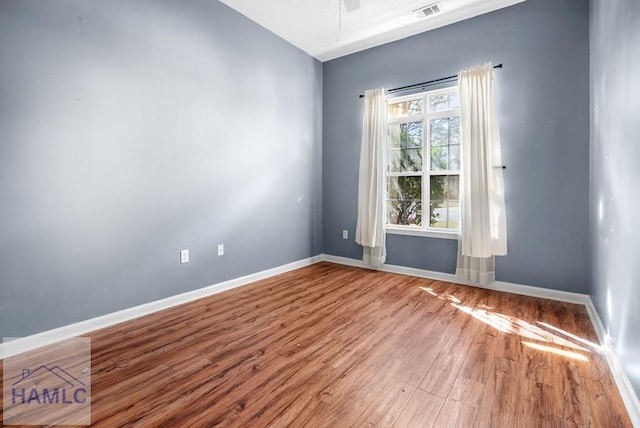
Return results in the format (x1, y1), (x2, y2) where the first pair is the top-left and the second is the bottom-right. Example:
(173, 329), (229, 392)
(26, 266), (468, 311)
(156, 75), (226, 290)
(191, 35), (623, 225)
(1, 262), (632, 427)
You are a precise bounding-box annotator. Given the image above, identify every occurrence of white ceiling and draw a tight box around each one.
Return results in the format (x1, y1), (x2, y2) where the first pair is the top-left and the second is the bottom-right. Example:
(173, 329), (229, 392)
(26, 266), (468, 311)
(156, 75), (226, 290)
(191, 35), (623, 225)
(219, 0), (526, 62)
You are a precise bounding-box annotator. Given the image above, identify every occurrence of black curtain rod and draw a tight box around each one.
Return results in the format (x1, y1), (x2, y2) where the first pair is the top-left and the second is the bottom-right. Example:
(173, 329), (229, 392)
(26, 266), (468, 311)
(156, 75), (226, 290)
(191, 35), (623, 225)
(358, 63), (503, 98)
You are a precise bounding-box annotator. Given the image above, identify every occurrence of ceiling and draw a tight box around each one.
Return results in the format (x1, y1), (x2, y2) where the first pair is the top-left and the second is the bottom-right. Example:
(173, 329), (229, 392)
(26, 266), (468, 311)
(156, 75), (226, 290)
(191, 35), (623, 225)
(219, 0), (526, 62)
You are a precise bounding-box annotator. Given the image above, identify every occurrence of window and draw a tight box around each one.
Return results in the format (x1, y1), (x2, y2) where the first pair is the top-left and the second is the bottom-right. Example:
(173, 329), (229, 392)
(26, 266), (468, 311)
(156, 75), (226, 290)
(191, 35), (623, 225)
(386, 87), (460, 238)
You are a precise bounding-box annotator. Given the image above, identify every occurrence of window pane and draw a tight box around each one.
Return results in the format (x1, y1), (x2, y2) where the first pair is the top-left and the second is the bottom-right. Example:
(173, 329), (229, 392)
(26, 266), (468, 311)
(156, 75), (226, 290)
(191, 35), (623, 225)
(430, 119), (449, 146)
(448, 92), (460, 109)
(390, 122), (423, 149)
(405, 149), (423, 171)
(388, 150), (401, 172)
(401, 149), (422, 172)
(448, 175), (460, 201)
(389, 99), (423, 118)
(389, 124), (402, 148)
(430, 146), (448, 171)
(449, 145), (460, 171)
(406, 122), (423, 148)
(429, 175), (460, 229)
(450, 116), (460, 145)
(429, 95), (449, 112)
(388, 176), (422, 226)
(429, 93), (459, 112)
(430, 117), (460, 172)
(388, 149), (422, 173)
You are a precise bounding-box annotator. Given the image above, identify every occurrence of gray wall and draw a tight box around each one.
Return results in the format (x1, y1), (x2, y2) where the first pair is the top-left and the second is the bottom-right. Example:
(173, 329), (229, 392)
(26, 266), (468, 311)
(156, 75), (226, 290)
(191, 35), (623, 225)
(0, 0), (323, 339)
(323, 0), (591, 293)
(590, 0), (640, 397)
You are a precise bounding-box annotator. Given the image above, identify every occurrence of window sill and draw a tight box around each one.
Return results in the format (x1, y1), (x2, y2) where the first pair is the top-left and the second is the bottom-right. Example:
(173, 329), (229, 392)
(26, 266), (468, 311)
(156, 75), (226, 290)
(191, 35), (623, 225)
(386, 226), (458, 240)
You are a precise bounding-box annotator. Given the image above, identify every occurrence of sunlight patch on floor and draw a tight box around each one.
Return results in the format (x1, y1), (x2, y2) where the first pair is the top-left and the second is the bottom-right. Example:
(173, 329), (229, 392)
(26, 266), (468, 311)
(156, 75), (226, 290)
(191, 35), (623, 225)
(419, 286), (597, 361)
(522, 341), (589, 362)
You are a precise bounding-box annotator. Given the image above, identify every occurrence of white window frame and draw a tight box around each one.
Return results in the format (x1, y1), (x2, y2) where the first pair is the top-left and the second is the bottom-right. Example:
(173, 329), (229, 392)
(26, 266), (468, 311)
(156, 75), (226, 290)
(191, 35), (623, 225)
(386, 86), (460, 240)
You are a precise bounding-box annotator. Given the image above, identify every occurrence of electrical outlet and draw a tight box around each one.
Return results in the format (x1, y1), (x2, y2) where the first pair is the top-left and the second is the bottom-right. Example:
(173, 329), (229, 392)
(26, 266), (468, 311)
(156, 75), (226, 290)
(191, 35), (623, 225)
(180, 249), (189, 264)
(342, 230), (349, 239)
(217, 244), (224, 256)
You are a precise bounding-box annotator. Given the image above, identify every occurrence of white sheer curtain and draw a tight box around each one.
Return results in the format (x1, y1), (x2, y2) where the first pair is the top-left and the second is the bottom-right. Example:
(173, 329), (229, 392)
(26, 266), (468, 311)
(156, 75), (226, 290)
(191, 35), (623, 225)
(355, 88), (388, 267)
(456, 63), (507, 284)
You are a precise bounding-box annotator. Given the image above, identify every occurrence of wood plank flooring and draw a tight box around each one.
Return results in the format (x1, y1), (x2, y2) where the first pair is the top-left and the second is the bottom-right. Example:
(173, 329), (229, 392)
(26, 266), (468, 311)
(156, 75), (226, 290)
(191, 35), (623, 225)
(1, 262), (632, 427)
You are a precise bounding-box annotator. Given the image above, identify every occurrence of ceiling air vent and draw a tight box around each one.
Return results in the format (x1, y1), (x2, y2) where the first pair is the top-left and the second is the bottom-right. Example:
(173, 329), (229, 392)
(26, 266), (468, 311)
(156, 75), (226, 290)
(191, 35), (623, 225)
(414, 3), (442, 18)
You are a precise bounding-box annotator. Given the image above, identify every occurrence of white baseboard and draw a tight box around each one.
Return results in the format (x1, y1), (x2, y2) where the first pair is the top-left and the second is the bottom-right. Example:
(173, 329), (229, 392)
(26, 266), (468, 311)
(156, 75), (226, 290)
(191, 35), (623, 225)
(0, 255), (323, 359)
(321, 254), (590, 305)
(584, 298), (640, 427)
(323, 253), (640, 427)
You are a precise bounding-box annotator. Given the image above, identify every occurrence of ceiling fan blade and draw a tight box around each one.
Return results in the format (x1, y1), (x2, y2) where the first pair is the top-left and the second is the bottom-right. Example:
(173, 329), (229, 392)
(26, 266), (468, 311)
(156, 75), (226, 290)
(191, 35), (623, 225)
(343, 0), (360, 12)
